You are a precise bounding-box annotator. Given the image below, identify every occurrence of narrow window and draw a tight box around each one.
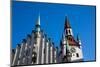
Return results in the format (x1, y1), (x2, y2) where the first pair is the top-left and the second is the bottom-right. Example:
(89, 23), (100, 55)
(76, 53), (79, 57)
(69, 30), (71, 34)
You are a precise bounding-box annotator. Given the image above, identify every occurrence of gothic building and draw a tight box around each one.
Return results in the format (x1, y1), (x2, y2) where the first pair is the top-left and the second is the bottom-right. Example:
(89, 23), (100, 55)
(11, 15), (83, 66)
(59, 17), (83, 62)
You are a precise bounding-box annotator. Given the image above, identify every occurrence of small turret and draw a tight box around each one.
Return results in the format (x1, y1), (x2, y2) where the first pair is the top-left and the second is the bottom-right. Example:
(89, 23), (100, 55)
(64, 16), (71, 29)
(64, 16), (73, 36)
(77, 35), (81, 45)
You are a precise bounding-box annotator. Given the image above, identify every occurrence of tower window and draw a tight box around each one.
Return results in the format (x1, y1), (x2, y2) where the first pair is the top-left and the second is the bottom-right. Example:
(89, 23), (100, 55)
(76, 53), (79, 57)
(69, 30), (71, 34)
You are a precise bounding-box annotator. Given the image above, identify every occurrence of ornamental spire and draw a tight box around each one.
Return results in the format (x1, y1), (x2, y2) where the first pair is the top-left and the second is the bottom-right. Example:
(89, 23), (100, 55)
(64, 16), (71, 29)
(77, 34), (81, 45)
(36, 15), (40, 26)
(35, 14), (41, 32)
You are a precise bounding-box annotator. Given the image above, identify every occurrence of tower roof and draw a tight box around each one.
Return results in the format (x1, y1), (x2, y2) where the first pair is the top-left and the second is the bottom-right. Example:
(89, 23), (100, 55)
(64, 16), (71, 29)
(35, 15), (41, 32)
(36, 15), (40, 26)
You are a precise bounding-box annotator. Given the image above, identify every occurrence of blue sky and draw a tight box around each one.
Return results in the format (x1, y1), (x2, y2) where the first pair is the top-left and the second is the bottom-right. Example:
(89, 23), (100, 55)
(12, 1), (96, 61)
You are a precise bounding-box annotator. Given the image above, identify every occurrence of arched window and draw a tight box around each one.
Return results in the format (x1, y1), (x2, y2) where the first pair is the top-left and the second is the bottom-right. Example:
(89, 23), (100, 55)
(32, 52), (37, 63)
(76, 53), (79, 57)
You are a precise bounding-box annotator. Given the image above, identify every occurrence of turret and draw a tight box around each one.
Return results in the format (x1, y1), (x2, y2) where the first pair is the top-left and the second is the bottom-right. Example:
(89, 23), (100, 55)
(64, 16), (73, 36)
(11, 49), (15, 64)
(77, 35), (82, 48)
(77, 35), (81, 45)
(12, 44), (20, 66)
(18, 39), (26, 65)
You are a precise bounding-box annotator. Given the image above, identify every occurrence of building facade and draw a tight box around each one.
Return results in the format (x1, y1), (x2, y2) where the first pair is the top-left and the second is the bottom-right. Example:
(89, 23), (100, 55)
(11, 16), (83, 66)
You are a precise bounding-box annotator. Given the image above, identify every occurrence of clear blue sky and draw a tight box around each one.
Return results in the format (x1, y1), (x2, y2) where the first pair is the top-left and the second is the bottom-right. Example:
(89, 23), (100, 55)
(12, 1), (96, 61)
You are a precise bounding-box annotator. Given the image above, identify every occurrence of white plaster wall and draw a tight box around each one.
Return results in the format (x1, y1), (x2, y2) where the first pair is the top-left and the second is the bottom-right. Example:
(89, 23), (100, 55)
(46, 41), (49, 64)
(68, 46), (83, 61)
(36, 33), (41, 64)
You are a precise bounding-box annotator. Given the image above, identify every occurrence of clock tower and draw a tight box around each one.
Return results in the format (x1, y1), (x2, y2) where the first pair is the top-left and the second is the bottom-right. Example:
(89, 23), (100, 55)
(60, 16), (83, 62)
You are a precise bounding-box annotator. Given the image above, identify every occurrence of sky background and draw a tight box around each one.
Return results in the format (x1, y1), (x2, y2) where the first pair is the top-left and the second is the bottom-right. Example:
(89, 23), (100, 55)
(12, 1), (96, 61)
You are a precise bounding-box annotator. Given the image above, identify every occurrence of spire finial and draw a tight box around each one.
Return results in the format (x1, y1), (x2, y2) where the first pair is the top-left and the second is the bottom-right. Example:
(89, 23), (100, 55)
(35, 14), (41, 32)
(65, 16), (71, 29)
(36, 14), (40, 26)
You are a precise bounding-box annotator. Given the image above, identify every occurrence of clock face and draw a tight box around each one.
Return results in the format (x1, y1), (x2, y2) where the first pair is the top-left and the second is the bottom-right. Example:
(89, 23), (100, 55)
(70, 48), (76, 53)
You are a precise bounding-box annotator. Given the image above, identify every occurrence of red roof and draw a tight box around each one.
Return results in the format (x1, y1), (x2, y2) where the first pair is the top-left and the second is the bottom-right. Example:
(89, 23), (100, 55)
(64, 17), (71, 29)
(67, 36), (77, 46)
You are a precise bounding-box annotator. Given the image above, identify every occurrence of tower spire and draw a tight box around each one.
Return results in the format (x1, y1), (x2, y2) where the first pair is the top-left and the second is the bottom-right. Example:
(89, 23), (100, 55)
(64, 16), (73, 36)
(36, 15), (40, 26)
(35, 15), (41, 32)
(64, 16), (71, 29)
